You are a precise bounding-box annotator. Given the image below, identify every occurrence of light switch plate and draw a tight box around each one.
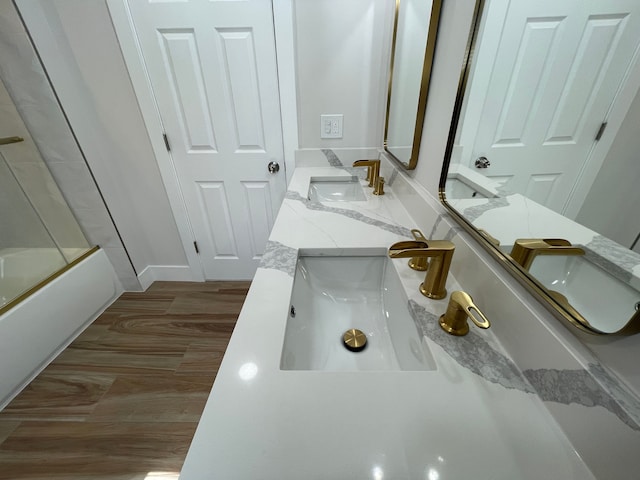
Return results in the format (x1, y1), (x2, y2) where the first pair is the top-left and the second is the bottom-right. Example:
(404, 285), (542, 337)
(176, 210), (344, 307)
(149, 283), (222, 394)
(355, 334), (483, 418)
(320, 114), (343, 138)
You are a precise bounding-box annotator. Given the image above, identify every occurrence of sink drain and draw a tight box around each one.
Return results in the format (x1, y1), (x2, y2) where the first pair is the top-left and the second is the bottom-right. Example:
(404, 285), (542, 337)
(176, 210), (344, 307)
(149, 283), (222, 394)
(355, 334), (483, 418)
(343, 328), (367, 352)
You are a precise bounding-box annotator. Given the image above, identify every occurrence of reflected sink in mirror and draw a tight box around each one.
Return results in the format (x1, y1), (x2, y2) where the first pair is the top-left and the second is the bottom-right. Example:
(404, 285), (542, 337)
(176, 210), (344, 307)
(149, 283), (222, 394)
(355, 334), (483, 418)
(528, 254), (640, 334)
(280, 253), (435, 371)
(307, 176), (366, 202)
(445, 178), (489, 199)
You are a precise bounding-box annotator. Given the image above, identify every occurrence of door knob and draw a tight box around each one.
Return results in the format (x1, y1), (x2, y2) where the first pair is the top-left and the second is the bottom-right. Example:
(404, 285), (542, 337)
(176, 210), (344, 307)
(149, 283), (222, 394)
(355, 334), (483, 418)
(268, 161), (280, 174)
(474, 156), (490, 168)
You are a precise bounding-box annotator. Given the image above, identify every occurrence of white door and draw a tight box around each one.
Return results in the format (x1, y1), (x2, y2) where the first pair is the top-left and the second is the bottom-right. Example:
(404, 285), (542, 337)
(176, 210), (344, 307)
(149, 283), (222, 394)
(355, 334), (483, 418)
(461, 0), (640, 213)
(126, 0), (286, 279)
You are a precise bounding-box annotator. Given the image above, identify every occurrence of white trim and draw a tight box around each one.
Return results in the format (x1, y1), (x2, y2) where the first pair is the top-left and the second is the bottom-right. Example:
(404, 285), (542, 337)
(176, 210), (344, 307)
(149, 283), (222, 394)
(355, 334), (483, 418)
(137, 265), (196, 290)
(272, 0), (299, 185)
(106, 0), (204, 281)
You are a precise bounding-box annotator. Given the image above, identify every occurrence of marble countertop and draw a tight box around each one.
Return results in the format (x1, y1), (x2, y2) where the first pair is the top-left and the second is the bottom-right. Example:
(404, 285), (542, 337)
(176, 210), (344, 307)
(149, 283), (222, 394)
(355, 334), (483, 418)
(446, 191), (640, 292)
(179, 160), (596, 479)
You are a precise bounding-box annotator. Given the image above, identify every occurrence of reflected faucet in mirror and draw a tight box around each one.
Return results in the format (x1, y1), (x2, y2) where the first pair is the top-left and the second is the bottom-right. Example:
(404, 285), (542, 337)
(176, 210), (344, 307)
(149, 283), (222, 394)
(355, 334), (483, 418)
(510, 239), (585, 271)
(388, 239), (455, 299)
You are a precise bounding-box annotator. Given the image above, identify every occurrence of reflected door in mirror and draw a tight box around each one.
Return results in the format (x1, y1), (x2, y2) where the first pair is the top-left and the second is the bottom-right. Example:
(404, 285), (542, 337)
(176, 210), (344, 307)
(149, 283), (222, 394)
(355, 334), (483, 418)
(457, 0), (640, 214)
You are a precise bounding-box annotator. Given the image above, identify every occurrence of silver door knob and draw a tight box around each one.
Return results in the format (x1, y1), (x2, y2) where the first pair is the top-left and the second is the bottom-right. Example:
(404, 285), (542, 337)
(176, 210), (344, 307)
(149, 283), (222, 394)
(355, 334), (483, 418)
(268, 161), (280, 174)
(475, 156), (490, 169)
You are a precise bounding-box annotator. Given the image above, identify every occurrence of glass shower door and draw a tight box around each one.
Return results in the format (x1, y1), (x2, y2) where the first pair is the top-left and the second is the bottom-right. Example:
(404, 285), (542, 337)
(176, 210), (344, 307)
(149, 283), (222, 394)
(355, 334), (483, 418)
(0, 77), (91, 311)
(0, 145), (67, 308)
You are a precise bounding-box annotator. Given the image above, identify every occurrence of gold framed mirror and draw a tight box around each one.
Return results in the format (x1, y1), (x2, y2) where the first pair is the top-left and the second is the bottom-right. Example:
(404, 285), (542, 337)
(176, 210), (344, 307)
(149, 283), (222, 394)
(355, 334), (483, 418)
(384, 0), (441, 170)
(439, 0), (640, 335)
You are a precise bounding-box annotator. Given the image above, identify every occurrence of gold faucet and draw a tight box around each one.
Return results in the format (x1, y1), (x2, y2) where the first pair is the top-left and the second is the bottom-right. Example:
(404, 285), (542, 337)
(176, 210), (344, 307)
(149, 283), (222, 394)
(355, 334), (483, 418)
(509, 238), (585, 270)
(352, 159), (380, 187)
(439, 291), (491, 336)
(388, 240), (455, 299)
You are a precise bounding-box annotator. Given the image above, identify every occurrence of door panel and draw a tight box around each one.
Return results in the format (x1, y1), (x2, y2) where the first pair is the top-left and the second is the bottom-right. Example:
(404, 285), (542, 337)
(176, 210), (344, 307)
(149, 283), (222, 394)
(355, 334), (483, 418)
(545, 15), (628, 144)
(197, 182), (238, 258)
(127, 0), (285, 279)
(242, 181), (274, 257)
(218, 28), (267, 150)
(159, 29), (218, 150)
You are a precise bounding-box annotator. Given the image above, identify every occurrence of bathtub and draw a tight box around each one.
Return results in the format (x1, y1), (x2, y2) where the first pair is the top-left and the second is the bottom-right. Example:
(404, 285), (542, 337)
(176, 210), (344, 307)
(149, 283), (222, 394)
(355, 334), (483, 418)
(0, 247), (121, 408)
(0, 247), (67, 307)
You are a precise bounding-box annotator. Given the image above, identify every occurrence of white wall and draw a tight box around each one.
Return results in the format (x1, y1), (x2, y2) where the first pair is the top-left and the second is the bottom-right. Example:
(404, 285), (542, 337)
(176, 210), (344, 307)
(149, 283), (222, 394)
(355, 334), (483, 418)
(577, 88), (640, 249)
(294, 0), (394, 150)
(16, 0), (189, 286)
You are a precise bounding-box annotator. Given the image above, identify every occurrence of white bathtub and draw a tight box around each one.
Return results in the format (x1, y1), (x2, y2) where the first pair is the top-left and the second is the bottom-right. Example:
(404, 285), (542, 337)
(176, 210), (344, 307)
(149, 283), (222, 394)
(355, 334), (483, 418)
(0, 248), (67, 307)
(0, 247), (121, 408)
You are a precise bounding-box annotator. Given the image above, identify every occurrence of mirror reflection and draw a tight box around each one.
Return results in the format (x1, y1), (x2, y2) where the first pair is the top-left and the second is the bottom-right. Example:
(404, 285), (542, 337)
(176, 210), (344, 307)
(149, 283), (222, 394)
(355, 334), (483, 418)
(442, 0), (640, 334)
(384, 0), (440, 169)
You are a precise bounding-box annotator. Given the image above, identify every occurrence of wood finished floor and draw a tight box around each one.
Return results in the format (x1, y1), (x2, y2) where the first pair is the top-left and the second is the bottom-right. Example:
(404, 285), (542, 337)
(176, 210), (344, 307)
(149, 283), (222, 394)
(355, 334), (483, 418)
(0, 281), (250, 480)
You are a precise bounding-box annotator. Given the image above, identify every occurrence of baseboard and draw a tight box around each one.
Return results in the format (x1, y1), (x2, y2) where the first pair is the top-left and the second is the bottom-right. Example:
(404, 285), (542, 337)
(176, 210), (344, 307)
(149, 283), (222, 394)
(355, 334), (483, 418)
(138, 265), (196, 290)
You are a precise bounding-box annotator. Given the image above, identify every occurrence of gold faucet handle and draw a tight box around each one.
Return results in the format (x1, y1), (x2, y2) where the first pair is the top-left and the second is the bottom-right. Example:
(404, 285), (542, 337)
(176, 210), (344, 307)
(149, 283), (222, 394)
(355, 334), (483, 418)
(408, 229), (429, 271)
(411, 229), (428, 242)
(439, 291), (491, 336)
(373, 176), (385, 195)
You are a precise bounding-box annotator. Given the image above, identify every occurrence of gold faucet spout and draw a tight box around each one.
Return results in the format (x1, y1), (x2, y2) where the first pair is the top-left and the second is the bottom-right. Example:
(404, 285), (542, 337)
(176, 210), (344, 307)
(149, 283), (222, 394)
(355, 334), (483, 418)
(352, 159), (380, 187)
(509, 238), (585, 270)
(388, 239), (455, 299)
(388, 240), (454, 258)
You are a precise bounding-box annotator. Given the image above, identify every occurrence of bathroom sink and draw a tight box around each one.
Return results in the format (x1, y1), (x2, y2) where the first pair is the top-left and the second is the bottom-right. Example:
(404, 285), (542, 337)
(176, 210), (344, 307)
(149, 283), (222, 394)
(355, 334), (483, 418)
(307, 176), (366, 202)
(280, 252), (435, 371)
(528, 254), (640, 333)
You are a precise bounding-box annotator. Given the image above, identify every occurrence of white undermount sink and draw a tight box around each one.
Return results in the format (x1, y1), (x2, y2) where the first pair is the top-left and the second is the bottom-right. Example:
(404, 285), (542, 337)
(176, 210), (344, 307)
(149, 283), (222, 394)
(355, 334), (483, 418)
(307, 176), (366, 202)
(280, 252), (435, 371)
(529, 254), (640, 333)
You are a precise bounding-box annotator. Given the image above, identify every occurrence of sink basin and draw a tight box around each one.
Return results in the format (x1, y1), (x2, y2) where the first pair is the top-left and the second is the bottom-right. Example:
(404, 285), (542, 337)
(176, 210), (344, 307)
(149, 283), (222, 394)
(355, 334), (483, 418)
(280, 253), (435, 371)
(307, 176), (366, 202)
(529, 254), (640, 333)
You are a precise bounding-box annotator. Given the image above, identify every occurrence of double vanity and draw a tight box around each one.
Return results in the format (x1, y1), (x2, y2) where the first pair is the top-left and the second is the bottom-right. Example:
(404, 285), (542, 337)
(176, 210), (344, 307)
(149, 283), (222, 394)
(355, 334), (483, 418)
(178, 150), (640, 479)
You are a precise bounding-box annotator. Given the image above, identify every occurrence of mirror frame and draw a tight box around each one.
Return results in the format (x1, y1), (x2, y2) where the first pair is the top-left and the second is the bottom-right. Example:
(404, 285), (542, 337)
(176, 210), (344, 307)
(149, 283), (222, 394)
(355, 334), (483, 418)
(437, 0), (640, 336)
(384, 0), (442, 170)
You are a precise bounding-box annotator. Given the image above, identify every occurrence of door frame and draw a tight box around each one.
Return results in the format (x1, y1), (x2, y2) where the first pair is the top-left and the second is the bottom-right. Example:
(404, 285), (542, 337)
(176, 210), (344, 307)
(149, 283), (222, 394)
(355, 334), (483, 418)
(106, 0), (299, 281)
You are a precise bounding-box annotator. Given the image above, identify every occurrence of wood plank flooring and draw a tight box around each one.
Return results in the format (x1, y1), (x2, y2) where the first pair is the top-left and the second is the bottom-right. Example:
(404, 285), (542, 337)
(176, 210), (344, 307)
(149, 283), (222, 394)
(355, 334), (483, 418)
(0, 281), (250, 480)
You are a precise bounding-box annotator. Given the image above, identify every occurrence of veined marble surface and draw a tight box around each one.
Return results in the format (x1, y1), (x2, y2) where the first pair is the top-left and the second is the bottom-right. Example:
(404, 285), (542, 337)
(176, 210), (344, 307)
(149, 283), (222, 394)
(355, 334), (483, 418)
(181, 153), (639, 479)
(447, 193), (640, 291)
